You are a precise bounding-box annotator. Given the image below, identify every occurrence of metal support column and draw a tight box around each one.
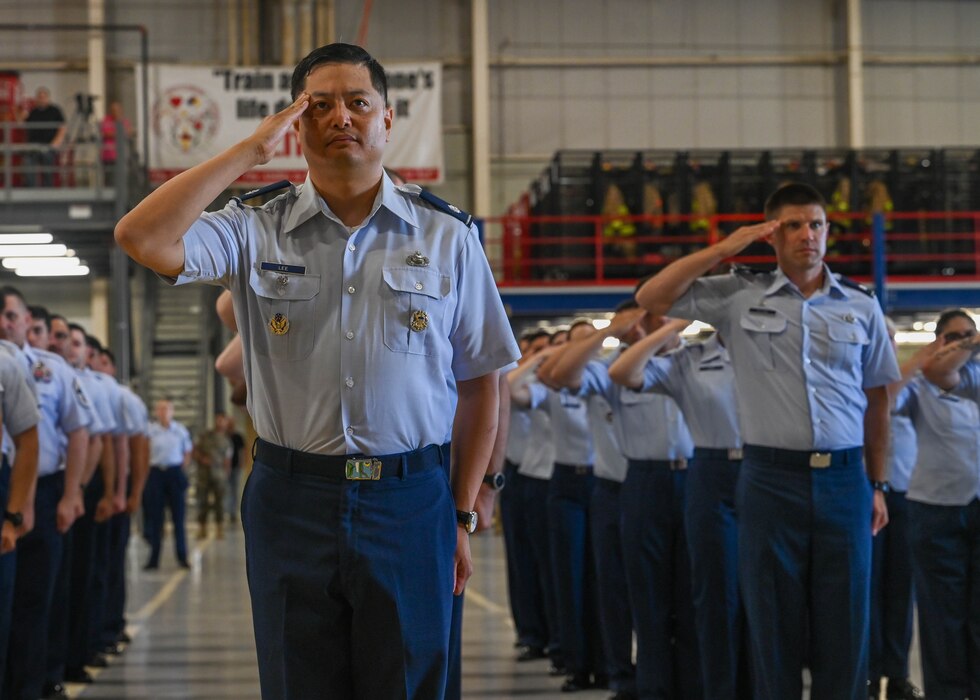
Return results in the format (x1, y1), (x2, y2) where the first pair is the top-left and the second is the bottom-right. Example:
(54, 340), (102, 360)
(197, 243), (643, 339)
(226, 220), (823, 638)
(846, 0), (866, 148)
(88, 0), (106, 120)
(470, 0), (491, 216)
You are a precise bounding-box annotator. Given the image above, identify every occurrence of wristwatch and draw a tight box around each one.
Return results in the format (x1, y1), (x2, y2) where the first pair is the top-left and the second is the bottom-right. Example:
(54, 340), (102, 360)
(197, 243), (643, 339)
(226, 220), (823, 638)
(869, 480), (891, 494)
(455, 509), (478, 534)
(3, 510), (23, 528)
(483, 472), (505, 492)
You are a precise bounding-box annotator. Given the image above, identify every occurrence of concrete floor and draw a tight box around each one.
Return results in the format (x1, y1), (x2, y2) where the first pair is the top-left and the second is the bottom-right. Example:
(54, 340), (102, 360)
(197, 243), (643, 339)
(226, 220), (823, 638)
(69, 522), (923, 699)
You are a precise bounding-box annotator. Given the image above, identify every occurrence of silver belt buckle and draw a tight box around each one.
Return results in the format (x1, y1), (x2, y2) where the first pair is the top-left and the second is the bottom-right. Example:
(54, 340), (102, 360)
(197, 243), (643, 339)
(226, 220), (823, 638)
(809, 452), (831, 469)
(345, 458), (382, 480)
(670, 458), (688, 471)
(727, 448), (743, 461)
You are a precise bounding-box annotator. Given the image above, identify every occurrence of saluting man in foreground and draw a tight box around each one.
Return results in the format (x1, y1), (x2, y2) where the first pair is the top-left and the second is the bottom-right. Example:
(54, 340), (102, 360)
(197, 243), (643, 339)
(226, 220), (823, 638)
(115, 43), (518, 699)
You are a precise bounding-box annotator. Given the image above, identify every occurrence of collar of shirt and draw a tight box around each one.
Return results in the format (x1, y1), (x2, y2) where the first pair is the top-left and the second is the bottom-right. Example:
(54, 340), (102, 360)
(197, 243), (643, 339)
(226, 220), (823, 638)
(762, 263), (846, 300)
(281, 171), (420, 234)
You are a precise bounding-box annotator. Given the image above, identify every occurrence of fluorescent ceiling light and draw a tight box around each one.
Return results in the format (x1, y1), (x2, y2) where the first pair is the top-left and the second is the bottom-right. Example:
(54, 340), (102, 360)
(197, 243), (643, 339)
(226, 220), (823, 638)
(592, 318), (611, 329)
(3, 257), (81, 270)
(894, 331), (935, 344)
(602, 337), (620, 349)
(0, 233), (53, 244)
(0, 244), (68, 257)
(15, 264), (90, 277)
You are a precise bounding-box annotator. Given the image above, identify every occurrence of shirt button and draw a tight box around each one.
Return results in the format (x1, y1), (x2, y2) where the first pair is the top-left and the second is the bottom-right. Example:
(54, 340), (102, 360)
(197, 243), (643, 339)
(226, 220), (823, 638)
(345, 331), (354, 340)
(415, 282), (423, 291)
(805, 358), (812, 365)
(347, 285), (355, 294)
(346, 426), (354, 436)
(345, 377), (354, 388)
(348, 243), (356, 252)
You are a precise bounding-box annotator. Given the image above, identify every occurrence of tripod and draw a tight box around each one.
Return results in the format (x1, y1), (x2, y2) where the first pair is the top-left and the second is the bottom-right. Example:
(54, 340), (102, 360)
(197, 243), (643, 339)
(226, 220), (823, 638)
(64, 93), (100, 187)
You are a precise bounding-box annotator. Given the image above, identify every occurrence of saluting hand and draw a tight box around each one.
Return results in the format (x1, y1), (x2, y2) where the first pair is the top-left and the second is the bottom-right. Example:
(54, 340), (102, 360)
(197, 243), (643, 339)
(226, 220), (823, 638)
(607, 307), (647, 339)
(247, 92), (310, 165)
(717, 219), (781, 258)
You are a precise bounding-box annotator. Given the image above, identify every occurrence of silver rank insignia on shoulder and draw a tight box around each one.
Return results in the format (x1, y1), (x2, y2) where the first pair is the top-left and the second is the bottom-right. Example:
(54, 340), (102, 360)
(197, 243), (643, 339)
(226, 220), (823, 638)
(269, 313), (290, 335)
(276, 275), (289, 296)
(406, 251), (429, 267)
(843, 313), (855, 323)
(410, 309), (429, 332)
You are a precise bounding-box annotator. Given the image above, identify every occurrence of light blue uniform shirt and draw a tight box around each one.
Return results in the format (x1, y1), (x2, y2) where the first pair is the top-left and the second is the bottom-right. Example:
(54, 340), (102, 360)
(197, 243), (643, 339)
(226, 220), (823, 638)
(91, 372), (138, 435)
(641, 334), (742, 450)
(887, 385), (917, 493)
(518, 408), (555, 480)
(148, 420), (193, 467)
(579, 359), (693, 462)
(895, 375), (980, 506)
(0, 352), (40, 443)
(505, 405), (531, 465)
(120, 386), (150, 436)
(173, 173), (520, 456)
(24, 345), (90, 477)
(0, 341), (39, 459)
(75, 367), (116, 436)
(586, 391), (628, 482)
(670, 265), (900, 450)
(529, 383), (594, 466)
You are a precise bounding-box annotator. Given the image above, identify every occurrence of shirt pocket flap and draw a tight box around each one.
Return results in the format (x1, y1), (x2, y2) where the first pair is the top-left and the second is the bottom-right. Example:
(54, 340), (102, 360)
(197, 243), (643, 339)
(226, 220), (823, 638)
(739, 309), (787, 334)
(249, 267), (320, 301)
(827, 320), (870, 345)
(382, 267), (450, 300)
(619, 388), (655, 405)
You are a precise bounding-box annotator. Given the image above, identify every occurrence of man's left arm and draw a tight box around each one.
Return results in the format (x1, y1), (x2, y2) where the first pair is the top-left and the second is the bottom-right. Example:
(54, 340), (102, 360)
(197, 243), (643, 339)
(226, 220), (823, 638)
(473, 373), (510, 533)
(864, 384), (890, 536)
(450, 371), (500, 595)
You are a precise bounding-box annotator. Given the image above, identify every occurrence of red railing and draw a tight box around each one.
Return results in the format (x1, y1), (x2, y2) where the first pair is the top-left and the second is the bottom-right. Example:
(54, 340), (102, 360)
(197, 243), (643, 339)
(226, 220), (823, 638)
(482, 210), (980, 286)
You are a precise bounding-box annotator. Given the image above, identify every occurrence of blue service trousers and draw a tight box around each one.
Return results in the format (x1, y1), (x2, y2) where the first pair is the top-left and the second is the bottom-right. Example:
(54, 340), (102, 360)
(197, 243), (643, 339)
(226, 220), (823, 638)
(143, 466), (188, 566)
(87, 476), (112, 658)
(522, 474), (562, 660)
(46, 524), (72, 684)
(686, 451), (749, 699)
(4, 472), (64, 700)
(621, 460), (701, 700)
(444, 591), (464, 700)
(589, 477), (635, 694)
(61, 475), (103, 674)
(102, 509), (131, 646)
(242, 453), (457, 700)
(869, 489), (915, 683)
(908, 497), (980, 700)
(738, 445), (872, 700)
(501, 466), (548, 649)
(0, 460), (13, 686)
(547, 463), (602, 679)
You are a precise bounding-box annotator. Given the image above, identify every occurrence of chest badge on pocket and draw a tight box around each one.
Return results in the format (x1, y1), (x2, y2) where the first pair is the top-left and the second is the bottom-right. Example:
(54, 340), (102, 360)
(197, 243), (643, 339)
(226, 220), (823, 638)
(276, 275), (289, 296)
(406, 251), (429, 267)
(410, 309), (429, 332)
(269, 313), (290, 336)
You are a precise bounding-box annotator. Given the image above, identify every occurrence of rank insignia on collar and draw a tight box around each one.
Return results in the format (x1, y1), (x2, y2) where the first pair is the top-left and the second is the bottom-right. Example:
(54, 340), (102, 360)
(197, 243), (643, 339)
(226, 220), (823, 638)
(406, 251), (429, 267)
(33, 361), (52, 383)
(410, 309), (429, 332)
(269, 313), (290, 336)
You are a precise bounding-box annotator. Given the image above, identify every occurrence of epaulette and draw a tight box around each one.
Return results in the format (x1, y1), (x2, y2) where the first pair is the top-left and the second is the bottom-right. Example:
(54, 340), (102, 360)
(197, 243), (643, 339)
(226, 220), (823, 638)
(835, 274), (875, 298)
(730, 264), (768, 277)
(231, 180), (294, 207)
(416, 188), (474, 227)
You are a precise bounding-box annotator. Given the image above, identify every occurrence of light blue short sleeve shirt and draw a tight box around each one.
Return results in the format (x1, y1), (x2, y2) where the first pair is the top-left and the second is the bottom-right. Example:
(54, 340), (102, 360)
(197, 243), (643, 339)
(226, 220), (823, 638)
(24, 346), (90, 476)
(0, 352), (40, 440)
(528, 382), (594, 466)
(172, 173), (520, 456)
(148, 420), (193, 467)
(670, 265), (900, 450)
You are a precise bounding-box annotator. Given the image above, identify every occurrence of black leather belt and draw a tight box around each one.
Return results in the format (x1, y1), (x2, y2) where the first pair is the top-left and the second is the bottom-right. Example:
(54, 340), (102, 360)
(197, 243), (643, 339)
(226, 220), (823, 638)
(628, 458), (688, 471)
(743, 444), (863, 469)
(254, 439), (448, 480)
(554, 462), (593, 476)
(693, 447), (744, 462)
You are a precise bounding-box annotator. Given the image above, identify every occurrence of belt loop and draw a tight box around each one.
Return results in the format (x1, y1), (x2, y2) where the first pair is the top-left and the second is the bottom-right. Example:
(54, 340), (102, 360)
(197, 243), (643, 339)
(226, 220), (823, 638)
(399, 453), (408, 481)
(282, 445), (293, 476)
(251, 437), (258, 461)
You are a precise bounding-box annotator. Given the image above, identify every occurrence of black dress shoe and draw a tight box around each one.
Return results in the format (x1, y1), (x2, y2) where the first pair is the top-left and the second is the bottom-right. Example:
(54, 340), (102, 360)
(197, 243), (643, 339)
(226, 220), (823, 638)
(561, 673), (593, 692)
(886, 678), (925, 699)
(87, 652), (109, 668)
(64, 667), (94, 683)
(102, 641), (124, 655)
(178, 559), (191, 569)
(117, 631), (132, 643)
(516, 645), (547, 662)
(548, 661), (567, 677)
(592, 673), (609, 690)
(41, 682), (68, 699)
(142, 562), (159, 571)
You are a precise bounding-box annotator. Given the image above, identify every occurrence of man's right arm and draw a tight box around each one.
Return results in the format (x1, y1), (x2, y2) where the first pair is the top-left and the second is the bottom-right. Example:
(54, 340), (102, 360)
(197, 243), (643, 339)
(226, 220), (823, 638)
(544, 309), (646, 391)
(922, 334), (980, 391)
(114, 94), (310, 278)
(635, 220), (780, 316)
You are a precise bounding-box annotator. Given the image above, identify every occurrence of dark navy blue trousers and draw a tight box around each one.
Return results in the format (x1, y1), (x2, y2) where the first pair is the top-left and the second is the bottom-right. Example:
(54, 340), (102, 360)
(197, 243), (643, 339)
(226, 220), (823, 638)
(687, 450), (749, 699)
(869, 489), (915, 683)
(548, 463), (602, 679)
(0, 459), (13, 686)
(102, 509), (131, 646)
(522, 473), (562, 660)
(621, 460), (701, 700)
(589, 477), (635, 695)
(242, 444), (456, 700)
(445, 591), (464, 700)
(500, 460), (547, 649)
(4, 471), (64, 700)
(738, 445), (871, 700)
(143, 465), (188, 567)
(908, 497), (980, 700)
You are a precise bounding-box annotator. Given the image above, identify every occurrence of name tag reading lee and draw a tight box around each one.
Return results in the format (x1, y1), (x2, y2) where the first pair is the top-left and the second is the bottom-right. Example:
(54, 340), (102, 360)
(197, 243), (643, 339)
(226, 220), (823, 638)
(260, 262), (307, 275)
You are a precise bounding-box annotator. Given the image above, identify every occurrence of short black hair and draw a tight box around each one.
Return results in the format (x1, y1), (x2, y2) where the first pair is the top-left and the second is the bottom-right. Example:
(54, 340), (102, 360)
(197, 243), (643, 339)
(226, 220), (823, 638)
(568, 318), (594, 338)
(614, 299), (639, 314)
(85, 334), (103, 352)
(28, 305), (50, 330)
(50, 313), (67, 326)
(290, 43), (388, 104)
(936, 308), (976, 335)
(68, 322), (86, 335)
(1, 286), (27, 310)
(523, 328), (552, 345)
(764, 183), (826, 220)
(100, 347), (116, 365)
